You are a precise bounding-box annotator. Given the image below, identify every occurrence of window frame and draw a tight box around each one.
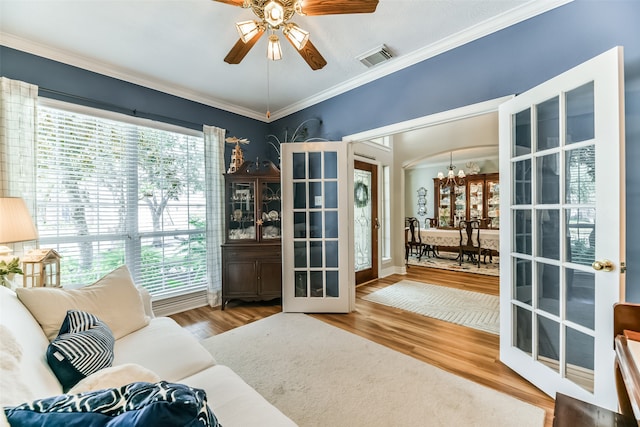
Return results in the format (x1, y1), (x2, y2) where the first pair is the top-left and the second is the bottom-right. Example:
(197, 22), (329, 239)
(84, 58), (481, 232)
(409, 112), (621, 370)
(35, 98), (208, 301)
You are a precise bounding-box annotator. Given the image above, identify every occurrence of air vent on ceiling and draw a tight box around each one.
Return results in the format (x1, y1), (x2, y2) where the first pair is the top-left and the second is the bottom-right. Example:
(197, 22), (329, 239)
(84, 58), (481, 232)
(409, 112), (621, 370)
(357, 44), (393, 68)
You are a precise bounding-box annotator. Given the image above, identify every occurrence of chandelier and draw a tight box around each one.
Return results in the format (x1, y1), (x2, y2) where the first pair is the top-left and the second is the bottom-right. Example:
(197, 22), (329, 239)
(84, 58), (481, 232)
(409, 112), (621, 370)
(438, 152), (466, 187)
(235, 0), (310, 61)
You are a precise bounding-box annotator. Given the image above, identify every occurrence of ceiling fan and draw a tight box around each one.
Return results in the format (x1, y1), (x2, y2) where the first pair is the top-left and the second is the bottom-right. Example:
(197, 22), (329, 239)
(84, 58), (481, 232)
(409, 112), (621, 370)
(214, 0), (379, 70)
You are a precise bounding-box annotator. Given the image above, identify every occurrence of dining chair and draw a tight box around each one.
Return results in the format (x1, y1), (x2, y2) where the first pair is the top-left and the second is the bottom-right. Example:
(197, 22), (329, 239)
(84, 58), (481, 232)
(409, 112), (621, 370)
(420, 218), (437, 258)
(479, 218), (492, 229)
(458, 220), (482, 267)
(405, 217), (427, 260)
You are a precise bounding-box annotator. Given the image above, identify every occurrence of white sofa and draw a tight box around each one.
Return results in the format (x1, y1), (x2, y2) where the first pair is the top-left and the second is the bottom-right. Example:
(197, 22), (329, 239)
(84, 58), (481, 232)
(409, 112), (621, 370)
(0, 267), (296, 426)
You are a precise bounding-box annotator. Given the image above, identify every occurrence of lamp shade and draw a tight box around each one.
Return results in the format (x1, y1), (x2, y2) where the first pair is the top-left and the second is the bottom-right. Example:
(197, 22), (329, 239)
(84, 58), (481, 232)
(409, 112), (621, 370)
(283, 23), (309, 50)
(0, 197), (38, 244)
(267, 34), (283, 61)
(236, 20), (261, 43)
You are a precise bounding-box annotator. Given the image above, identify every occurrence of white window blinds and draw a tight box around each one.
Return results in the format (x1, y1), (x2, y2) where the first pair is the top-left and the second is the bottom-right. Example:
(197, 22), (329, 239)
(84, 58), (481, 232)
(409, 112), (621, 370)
(36, 103), (207, 299)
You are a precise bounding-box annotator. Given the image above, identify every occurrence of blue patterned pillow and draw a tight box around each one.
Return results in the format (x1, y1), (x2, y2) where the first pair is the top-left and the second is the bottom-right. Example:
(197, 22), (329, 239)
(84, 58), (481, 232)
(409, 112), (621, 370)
(4, 381), (220, 427)
(47, 310), (115, 391)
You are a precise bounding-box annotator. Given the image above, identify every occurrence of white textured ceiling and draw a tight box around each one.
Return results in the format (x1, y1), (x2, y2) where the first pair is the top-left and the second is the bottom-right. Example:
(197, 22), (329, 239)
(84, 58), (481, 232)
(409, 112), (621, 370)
(0, 0), (568, 121)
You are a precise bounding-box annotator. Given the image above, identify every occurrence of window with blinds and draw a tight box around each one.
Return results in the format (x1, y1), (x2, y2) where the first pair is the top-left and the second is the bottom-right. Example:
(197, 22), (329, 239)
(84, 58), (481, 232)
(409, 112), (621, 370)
(36, 102), (207, 300)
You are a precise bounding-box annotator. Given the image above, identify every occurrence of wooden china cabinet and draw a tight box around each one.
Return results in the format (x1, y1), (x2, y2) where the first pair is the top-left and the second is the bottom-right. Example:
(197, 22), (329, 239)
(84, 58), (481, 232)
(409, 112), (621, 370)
(433, 172), (499, 228)
(221, 160), (282, 309)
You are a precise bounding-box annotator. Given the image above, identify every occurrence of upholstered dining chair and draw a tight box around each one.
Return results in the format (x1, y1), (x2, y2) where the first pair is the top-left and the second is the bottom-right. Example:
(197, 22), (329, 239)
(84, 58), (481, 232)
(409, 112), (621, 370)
(458, 220), (482, 267)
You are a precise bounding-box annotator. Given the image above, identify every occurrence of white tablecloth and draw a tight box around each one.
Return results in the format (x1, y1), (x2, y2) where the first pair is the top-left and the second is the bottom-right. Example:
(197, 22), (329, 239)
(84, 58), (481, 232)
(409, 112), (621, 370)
(420, 228), (500, 251)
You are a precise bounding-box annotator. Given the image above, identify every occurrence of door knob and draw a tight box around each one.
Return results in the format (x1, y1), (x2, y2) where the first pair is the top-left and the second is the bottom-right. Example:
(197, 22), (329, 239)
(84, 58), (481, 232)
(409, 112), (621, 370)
(374, 218), (380, 229)
(592, 260), (614, 272)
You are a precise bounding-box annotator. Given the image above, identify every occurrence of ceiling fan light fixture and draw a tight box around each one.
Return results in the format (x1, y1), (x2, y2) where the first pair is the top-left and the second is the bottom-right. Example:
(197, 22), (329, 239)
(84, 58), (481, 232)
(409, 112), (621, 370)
(264, 0), (285, 27)
(293, 0), (304, 15)
(267, 34), (283, 60)
(283, 23), (309, 50)
(236, 20), (261, 43)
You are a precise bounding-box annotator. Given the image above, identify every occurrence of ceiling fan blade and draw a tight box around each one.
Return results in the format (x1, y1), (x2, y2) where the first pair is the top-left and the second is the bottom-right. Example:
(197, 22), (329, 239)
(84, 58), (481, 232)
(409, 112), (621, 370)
(298, 0), (379, 16)
(295, 39), (327, 70)
(224, 29), (265, 64)
(212, 0), (245, 6)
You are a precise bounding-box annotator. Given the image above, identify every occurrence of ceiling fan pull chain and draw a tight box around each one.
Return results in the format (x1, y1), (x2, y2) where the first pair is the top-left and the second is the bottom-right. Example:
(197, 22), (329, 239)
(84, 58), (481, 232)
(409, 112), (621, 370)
(266, 57), (271, 119)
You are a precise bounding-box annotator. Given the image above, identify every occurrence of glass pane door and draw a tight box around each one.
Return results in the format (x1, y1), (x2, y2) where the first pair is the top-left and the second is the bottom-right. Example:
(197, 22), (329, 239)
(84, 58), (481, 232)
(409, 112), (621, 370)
(499, 47), (624, 410)
(281, 142), (353, 313)
(354, 167), (372, 272)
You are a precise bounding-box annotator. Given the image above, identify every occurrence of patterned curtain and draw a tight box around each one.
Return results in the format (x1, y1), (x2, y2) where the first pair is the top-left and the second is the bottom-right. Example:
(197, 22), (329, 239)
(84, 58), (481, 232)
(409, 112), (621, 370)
(203, 125), (226, 306)
(0, 77), (38, 255)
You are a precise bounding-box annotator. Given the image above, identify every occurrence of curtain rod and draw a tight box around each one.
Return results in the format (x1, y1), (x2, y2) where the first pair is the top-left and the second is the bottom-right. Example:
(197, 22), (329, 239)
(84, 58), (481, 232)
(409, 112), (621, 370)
(38, 87), (205, 131)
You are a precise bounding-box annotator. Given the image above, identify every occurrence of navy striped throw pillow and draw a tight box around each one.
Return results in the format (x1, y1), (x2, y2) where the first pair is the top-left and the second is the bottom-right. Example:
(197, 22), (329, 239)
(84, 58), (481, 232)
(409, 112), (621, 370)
(46, 310), (115, 391)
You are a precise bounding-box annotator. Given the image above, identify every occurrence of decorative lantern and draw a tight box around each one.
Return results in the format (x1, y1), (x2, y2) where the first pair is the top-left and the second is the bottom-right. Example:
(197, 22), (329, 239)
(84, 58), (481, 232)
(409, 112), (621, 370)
(22, 249), (61, 288)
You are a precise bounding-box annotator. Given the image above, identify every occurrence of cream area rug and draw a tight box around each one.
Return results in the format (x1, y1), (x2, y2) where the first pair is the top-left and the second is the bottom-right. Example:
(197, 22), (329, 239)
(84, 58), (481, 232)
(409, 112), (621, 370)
(408, 254), (500, 276)
(201, 313), (544, 427)
(363, 280), (500, 334)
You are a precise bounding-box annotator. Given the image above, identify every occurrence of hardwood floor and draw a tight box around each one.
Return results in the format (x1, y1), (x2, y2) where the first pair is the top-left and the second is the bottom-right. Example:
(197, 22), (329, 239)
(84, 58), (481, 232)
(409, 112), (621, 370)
(170, 266), (555, 426)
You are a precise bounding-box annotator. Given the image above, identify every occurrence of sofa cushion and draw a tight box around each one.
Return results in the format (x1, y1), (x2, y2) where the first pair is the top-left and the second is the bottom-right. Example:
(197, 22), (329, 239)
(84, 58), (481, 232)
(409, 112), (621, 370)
(47, 310), (115, 391)
(0, 286), (62, 403)
(69, 363), (160, 394)
(4, 381), (220, 427)
(113, 317), (215, 382)
(181, 365), (297, 427)
(16, 265), (149, 341)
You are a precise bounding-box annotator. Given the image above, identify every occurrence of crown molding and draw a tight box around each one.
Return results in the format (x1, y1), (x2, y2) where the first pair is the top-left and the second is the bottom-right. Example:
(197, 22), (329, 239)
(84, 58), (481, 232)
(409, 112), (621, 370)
(1, 0), (572, 123)
(0, 32), (267, 122)
(269, 0), (573, 121)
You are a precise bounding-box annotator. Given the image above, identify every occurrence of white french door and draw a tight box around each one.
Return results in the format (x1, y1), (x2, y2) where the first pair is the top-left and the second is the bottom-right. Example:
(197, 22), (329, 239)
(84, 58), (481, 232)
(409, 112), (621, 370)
(499, 47), (625, 410)
(281, 142), (355, 313)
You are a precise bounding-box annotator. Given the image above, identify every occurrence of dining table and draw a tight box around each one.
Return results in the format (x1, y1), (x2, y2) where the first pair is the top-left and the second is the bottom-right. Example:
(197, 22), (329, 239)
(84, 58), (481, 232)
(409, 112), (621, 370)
(420, 227), (500, 252)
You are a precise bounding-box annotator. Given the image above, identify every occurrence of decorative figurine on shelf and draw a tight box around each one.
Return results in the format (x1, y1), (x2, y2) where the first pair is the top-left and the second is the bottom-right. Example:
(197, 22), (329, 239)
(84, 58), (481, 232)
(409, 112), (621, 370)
(22, 248), (61, 288)
(226, 136), (250, 173)
(465, 161), (481, 175)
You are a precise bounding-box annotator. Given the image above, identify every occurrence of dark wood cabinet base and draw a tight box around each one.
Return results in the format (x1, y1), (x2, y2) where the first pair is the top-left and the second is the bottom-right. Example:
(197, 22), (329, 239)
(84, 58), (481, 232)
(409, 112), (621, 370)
(221, 243), (282, 310)
(552, 393), (634, 427)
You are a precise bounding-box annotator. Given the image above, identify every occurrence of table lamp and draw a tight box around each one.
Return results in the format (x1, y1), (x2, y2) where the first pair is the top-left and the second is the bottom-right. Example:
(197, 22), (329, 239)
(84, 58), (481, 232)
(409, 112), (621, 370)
(0, 197), (38, 257)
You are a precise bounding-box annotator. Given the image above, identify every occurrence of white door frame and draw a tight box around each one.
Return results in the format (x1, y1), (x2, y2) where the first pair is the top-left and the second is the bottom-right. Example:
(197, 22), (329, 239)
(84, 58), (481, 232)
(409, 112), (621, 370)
(344, 96), (514, 273)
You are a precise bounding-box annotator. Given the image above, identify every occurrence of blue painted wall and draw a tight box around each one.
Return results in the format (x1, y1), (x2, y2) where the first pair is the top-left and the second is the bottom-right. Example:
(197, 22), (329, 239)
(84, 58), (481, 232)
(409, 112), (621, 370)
(0, 46), (271, 164)
(2, 0), (639, 298)
(272, 0), (640, 300)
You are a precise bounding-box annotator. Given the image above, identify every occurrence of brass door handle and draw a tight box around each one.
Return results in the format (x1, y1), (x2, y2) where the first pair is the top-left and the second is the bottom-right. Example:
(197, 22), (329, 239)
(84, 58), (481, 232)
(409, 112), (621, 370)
(592, 260), (614, 272)
(374, 218), (380, 229)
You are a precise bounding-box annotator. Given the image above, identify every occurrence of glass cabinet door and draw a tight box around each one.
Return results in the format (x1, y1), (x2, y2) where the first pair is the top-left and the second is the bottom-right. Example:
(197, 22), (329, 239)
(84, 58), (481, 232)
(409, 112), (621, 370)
(438, 185), (450, 227)
(260, 181), (281, 240)
(486, 177), (500, 228)
(454, 184), (466, 227)
(227, 181), (256, 240)
(467, 177), (484, 221)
